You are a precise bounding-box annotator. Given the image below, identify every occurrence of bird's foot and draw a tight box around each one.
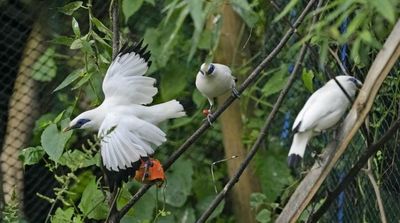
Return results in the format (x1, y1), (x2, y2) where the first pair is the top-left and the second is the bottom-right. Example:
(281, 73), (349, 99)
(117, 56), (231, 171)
(206, 113), (215, 125)
(232, 87), (240, 99)
(311, 151), (324, 168)
(142, 159), (154, 182)
(202, 109), (214, 125)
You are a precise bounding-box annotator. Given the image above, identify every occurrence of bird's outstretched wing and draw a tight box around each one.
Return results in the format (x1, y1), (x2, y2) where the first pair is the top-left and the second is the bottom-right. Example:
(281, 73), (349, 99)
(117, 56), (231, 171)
(102, 40), (157, 105)
(99, 113), (166, 171)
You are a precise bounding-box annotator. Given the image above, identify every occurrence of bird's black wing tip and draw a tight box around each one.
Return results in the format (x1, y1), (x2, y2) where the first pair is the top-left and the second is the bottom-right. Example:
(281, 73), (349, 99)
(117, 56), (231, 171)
(292, 121), (302, 134)
(104, 160), (141, 191)
(117, 39), (152, 66)
(287, 154), (302, 169)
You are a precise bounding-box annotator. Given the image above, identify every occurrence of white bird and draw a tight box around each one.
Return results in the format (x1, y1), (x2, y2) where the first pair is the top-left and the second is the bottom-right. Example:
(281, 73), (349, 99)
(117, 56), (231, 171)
(288, 75), (362, 168)
(195, 63), (239, 122)
(65, 41), (186, 187)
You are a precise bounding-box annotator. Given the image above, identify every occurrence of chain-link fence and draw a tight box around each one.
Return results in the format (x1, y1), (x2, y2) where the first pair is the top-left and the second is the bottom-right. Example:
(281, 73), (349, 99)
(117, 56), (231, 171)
(0, 0), (399, 222)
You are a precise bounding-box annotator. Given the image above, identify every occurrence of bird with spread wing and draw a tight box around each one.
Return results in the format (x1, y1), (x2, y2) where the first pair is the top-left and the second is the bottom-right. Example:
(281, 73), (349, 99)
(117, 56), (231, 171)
(65, 40), (186, 190)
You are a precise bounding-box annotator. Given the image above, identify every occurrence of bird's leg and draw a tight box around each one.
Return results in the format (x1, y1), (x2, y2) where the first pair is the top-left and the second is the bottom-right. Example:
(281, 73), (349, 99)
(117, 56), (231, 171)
(232, 87), (240, 99)
(141, 157), (154, 182)
(207, 102), (215, 125)
(311, 150), (324, 168)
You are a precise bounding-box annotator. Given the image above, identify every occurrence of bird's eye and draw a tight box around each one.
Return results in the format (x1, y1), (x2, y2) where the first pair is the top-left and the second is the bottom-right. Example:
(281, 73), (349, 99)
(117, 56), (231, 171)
(207, 64), (215, 75)
(77, 119), (90, 127)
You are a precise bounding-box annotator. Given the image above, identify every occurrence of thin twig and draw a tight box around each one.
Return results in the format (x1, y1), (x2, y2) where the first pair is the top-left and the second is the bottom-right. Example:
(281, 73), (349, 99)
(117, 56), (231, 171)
(111, 0), (120, 59)
(196, 40), (310, 223)
(364, 158), (387, 223)
(308, 116), (400, 222)
(118, 0), (318, 218)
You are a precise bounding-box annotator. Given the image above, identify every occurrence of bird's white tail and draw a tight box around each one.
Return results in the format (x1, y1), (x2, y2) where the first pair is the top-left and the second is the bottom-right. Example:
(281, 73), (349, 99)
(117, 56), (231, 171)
(288, 131), (313, 157)
(287, 131), (313, 168)
(149, 100), (186, 124)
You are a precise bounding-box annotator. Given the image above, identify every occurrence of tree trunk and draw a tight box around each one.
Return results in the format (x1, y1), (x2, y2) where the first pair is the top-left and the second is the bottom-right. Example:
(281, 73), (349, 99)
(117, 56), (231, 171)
(213, 2), (261, 222)
(0, 22), (42, 207)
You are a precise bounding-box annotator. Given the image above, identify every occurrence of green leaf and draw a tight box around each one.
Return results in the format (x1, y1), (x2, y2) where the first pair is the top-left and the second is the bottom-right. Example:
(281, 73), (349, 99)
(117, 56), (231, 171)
(72, 72), (92, 90)
(58, 1), (83, 15)
(261, 66), (289, 98)
(250, 193), (267, 210)
(51, 207), (74, 223)
(72, 17), (80, 37)
(41, 123), (72, 162)
(256, 209), (271, 223)
(187, 0), (203, 31)
(32, 47), (57, 82)
(162, 6), (189, 61)
(78, 178), (107, 220)
(69, 171), (96, 202)
(50, 36), (74, 46)
(273, 0), (299, 22)
(144, 0), (155, 5)
(122, 0), (144, 23)
(230, 0), (259, 27)
(370, 0), (395, 24)
(164, 159), (193, 207)
(301, 68), (314, 92)
(91, 17), (112, 37)
(53, 69), (84, 92)
(198, 30), (212, 49)
(160, 63), (187, 100)
(70, 35), (88, 50)
(58, 150), (98, 171)
(19, 146), (45, 165)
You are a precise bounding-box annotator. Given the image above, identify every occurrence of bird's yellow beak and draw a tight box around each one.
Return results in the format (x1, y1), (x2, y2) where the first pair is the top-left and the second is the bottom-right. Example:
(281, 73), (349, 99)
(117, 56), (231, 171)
(63, 126), (72, 132)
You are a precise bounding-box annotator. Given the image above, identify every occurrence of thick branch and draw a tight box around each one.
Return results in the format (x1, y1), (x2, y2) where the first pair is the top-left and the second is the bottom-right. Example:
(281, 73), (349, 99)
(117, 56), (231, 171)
(308, 116), (400, 222)
(276, 19), (400, 223)
(118, 0), (318, 217)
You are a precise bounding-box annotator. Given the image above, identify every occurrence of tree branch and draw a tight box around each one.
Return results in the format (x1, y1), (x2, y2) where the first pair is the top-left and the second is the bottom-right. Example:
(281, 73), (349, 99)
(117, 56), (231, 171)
(308, 116), (400, 222)
(276, 19), (400, 223)
(111, 0), (120, 59)
(118, 0), (318, 217)
(364, 158), (387, 223)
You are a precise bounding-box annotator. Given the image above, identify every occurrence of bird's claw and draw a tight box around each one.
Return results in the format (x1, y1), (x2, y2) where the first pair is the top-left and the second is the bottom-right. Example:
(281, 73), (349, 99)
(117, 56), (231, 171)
(206, 113), (214, 125)
(232, 87), (240, 99)
(142, 159), (153, 182)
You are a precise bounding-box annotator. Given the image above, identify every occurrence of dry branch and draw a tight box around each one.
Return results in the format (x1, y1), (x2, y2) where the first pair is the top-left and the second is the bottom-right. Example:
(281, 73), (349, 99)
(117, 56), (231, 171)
(276, 19), (400, 223)
(118, 0), (318, 218)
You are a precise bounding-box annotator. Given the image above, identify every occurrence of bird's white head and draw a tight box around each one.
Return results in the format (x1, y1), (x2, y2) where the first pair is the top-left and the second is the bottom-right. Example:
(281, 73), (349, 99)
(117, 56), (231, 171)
(64, 110), (101, 132)
(329, 75), (362, 98)
(199, 63), (215, 76)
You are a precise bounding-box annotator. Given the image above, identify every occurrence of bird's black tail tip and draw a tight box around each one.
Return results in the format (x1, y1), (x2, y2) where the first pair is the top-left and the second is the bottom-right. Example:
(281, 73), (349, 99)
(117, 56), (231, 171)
(287, 154), (302, 169)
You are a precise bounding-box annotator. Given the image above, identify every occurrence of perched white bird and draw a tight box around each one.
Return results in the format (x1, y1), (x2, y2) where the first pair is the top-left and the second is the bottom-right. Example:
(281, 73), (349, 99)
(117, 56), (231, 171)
(195, 63), (239, 122)
(65, 41), (186, 187)
(288, 75), (362, 168)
